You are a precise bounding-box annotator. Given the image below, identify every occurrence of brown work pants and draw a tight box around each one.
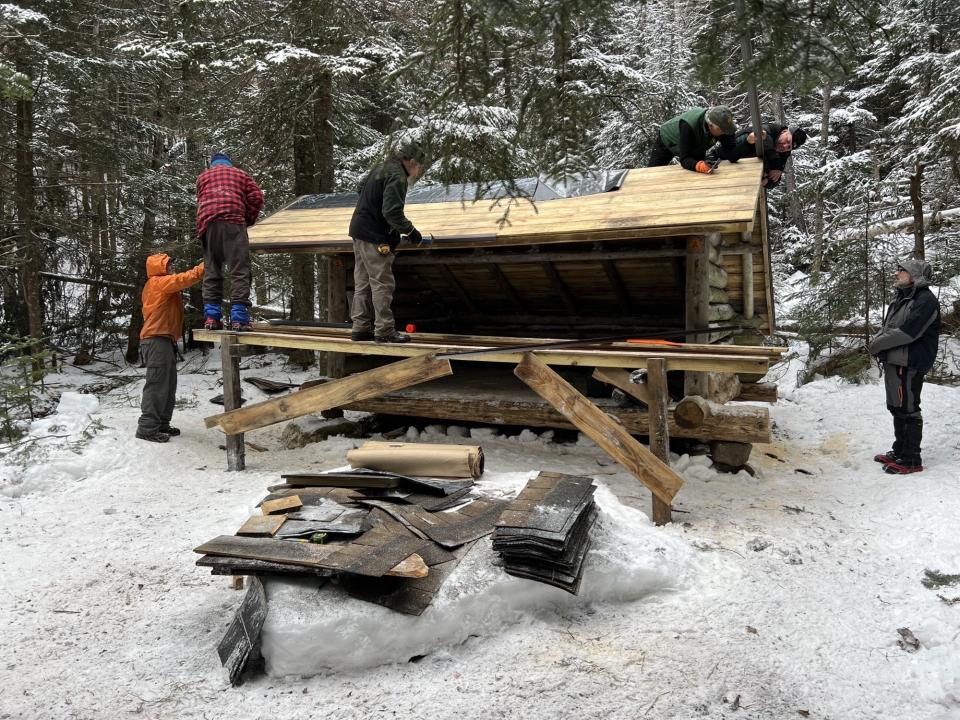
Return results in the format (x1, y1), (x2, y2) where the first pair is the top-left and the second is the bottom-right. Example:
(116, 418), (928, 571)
(202, 221), (251, 306)
(351, 238), (396, 337)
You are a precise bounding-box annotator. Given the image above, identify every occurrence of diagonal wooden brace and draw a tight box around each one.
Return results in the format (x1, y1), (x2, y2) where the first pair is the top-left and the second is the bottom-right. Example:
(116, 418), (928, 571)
(514, 352), (683, 506)
(205, 353), (453, 436)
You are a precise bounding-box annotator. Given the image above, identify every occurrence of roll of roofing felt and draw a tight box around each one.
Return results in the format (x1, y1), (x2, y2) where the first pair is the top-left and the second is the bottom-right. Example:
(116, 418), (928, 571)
(346, 441), (484, 479)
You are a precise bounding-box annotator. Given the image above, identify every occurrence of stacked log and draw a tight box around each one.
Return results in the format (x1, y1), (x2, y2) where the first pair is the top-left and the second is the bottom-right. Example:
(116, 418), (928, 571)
(707, 234), (734, 323)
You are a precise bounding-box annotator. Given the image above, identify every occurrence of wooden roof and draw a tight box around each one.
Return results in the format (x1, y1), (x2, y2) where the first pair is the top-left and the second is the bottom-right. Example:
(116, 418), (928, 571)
(249, 159), (765, 254)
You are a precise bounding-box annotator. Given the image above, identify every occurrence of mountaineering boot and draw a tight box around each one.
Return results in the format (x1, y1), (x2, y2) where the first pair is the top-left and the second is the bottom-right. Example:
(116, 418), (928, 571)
(159, 424), (181, 436)
(374, 332), (410, 344)
(351, 330), (374, 342)
(884, 460), (923, 475)
(230, 303), (252, 332)
(203, 302), (223, 330)
(136, 429), (170, 443)
(873, 450), (899, 465)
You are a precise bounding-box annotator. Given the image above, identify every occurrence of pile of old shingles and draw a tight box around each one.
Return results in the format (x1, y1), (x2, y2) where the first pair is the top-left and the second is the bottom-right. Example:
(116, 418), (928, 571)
(194, 468), (507, 617)
(492, 471), (598, 594)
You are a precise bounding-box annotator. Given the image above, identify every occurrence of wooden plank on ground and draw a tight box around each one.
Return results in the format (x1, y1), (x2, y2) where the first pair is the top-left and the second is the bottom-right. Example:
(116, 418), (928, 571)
(217, 576), (267, 686)
(514, 353), (683, 505)
(261, 495), (302, 515)
(205, 352), (453, 435)
(237, 515), (286, 536)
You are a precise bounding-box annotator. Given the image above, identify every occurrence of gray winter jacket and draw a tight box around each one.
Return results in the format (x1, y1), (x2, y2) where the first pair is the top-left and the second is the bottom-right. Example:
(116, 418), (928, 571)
(868, 272), (940, 372)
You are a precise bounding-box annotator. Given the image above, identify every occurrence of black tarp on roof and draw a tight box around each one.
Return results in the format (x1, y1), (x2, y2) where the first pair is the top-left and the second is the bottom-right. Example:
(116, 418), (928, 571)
(284, 169), (629, 211)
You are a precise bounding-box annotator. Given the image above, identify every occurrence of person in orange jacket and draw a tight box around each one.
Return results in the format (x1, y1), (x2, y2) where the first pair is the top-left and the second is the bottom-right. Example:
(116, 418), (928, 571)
(136, 253), (204, 443)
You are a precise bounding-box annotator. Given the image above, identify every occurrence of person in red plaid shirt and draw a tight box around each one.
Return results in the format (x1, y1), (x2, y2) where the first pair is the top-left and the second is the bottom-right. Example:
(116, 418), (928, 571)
(196, 152), (264, 331)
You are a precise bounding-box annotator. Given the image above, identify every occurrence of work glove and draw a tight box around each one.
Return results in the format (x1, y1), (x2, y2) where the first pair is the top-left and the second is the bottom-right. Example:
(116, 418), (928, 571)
(695, 160), (712, 174)
(406, 228), (423, 245)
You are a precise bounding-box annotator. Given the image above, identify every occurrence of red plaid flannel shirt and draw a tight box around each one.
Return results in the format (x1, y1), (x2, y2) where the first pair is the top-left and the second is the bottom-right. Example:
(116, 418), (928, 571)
(195, 165), (264, 239)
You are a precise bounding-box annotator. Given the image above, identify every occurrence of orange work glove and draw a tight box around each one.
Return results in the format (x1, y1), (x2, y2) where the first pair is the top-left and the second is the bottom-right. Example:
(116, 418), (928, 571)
(695, 160), (711, 174)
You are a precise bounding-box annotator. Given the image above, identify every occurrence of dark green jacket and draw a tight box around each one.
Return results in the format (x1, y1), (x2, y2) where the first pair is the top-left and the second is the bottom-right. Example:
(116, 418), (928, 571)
(659, 107), (735, 171)
(349, 158), (415, 249)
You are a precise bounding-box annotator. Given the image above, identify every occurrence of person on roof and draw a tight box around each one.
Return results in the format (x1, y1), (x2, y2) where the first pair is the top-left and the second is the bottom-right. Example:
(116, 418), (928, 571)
(649, 106), (738, 173)
(196, 152), (264, 332)
(708, 123), (808, 188)
(868, 256), (941, 474)
(348, 141), (431, 344)
(136, 253), (204, 443)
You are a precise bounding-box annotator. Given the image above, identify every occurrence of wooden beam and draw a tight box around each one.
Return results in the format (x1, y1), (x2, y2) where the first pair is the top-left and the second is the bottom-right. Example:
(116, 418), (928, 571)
(326, 256), (348, 378)
(541, 261), (577, 314)
(646, 358), (672, 524)
(514, 353), (683, 505)
(438, 264), (480, 314)
(601, 259), (633, 313)
(395, 246), (687, 267)
(735, 382), (777, 403)
(674, 395), (769, 436)
(742, 251), (754, 320)
(486, 263), (526, 312)
(220, 333), (246, 471)
(194, 329), (773, 374)
(592, 367), (651, 406)
(205, 353), (454, 435)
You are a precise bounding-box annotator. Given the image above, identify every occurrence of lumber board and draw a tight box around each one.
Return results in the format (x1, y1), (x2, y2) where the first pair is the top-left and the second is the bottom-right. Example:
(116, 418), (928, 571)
(194, 329), (773, 374)
(205, 352), (454, 435)
(514, 352), (684, 505)
(217, 576), (267, 686)
(237, 515), (286, 536)
(261, 495), (302, 515)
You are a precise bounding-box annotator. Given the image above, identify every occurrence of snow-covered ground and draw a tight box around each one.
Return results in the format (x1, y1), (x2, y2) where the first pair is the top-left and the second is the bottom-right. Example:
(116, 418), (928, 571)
(1, 345), (959, 720)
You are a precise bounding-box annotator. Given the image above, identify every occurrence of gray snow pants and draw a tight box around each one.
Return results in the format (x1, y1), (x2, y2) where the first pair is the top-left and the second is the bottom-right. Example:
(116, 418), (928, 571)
(137, 337), (177, 434)
(883, 362), (924, 464)
(202, 221), (251, 306)
(350, 238), (397, 337)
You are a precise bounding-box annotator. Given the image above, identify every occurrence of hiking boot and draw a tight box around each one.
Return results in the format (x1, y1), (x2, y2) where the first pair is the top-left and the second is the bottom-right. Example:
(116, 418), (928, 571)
(229, 320), (253, 332)
(374, 332), (410, 344)
(159, 425), (180, 436)
(136, 429), (170, 443)
(883, 461), (924, 475)
(351, 330), (374, 342)
(203, 317), (223, 331)
(873, 451), (899, 465)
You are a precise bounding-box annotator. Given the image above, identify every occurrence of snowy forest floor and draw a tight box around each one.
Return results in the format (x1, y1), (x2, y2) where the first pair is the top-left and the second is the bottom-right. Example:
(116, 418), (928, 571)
(1, 344), (959, 720)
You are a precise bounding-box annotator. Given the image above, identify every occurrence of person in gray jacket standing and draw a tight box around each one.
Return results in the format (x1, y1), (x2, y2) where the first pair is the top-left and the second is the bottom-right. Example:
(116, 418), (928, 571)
(868, 257), (940, 474)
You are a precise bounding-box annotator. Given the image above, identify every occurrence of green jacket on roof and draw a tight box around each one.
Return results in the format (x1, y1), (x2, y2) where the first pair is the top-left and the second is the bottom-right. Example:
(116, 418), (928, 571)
(659, 107), (712, 159)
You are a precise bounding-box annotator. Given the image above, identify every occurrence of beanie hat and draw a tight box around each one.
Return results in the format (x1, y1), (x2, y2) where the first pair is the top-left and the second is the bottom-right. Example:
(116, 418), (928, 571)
(705, 106), (736, 136)
(790, 127), (808, 148)
(210, 152), (233, 167)
(897, 257), (932, 281)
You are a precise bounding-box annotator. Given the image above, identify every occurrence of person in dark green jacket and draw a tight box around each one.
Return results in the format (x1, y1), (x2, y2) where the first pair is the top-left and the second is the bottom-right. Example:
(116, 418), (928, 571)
(348, 141), (430, 343)
(649, 106), (738, 173)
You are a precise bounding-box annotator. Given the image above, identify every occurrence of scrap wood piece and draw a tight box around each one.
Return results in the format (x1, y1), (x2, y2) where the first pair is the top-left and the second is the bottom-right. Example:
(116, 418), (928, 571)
(205, 352), (453, 435)
(360, 497), (509, 548)
(194, 528), (430, 578)
(244, 376), (299, 393)
(261, 495), (302, 515)
(218, 576), (267, 686)
(280, 468), (473, 496)
(344, 542), (477, 616)
(237, 515), (286, 537)
(197, 555), (334, 577)
(514, 352), (683, 505)
(592, 367), (651, 407)
(347, 441), (484, 479)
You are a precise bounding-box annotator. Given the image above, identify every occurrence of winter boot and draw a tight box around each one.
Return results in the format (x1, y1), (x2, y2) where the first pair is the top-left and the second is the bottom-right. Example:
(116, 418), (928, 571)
(229, 303), (252, 332)
(351, 330), (374, 341)
(374, 331), (410, 344)
(159, 424), (181, 436)
(136, 429), (170, 443)
(203, 302), (223, 330)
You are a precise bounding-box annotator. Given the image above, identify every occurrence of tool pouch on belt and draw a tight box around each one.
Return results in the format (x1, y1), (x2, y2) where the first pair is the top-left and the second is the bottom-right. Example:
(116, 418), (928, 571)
(376, 243), (391, 256)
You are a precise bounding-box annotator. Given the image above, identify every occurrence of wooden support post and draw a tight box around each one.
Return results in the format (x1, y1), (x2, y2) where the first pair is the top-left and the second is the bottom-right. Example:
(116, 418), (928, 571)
(515, 353), (683, 506)
(220, 332), (246, 471)
(742, 251), (755, 320)
(685, 235), (711, 397)
(646, 358), (672, 525)
(205, 352), (454, 436)
(326, 256), (348, 379)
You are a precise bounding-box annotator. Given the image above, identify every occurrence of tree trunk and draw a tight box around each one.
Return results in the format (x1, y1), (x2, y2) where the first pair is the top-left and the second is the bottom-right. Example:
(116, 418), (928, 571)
(810, 81), (832, 284)
(909, 163), (926, 259)
(15, 89), (43, 361)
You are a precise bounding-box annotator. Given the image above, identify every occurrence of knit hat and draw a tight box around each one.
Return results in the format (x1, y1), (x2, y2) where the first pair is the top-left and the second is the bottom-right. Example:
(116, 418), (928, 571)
(790, 127), (808, 149)
(210, 152), (233, 167)
(897, 257), (932, 281)
(705, 106), (736, 136)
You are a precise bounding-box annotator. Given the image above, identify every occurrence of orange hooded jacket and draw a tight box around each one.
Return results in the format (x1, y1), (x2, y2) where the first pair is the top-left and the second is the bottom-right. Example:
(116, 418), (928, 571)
(140, 254), (204, 342)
